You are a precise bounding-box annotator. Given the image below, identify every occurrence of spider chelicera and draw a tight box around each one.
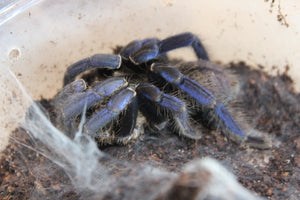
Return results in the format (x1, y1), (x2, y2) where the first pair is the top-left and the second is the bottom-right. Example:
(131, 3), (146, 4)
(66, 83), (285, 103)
(52, 32), (268, 148)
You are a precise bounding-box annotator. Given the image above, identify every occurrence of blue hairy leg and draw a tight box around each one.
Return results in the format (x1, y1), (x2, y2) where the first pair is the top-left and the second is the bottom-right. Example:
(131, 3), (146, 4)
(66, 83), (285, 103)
(63, 54), (121, 85)
(120, 32), (209, 65)
(150, 63), (245, 143)
(136, 83), (201, 139)
(53, 77), (128, 130)
(83, 88), (137, 139)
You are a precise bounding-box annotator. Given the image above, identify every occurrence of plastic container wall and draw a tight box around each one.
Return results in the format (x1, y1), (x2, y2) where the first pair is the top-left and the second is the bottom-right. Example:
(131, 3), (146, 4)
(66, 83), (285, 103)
(0, 0), (299, 151)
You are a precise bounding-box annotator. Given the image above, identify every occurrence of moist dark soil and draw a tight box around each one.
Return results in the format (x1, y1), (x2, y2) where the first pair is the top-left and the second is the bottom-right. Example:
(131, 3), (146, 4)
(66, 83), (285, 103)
(0, 62), (299, 199)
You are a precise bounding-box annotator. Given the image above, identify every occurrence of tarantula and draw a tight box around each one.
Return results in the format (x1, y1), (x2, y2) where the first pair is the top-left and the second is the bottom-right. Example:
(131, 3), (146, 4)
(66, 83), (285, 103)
(52, 32), (267, 147)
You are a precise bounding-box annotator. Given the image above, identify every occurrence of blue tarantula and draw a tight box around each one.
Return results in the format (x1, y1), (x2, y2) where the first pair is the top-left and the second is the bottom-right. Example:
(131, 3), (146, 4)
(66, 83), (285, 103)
(52, 33), (268, 148)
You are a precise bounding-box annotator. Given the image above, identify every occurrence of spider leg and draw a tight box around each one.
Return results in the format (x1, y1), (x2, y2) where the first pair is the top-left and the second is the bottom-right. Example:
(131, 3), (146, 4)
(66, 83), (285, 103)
(158, 32), (209, 60)
(54, 77), (128, 128)
(113, 95), (139, 144)
(53, 79), (87, 107)
(151, 63), (245, 143)
(120, 38), (159, 61)
(63, 54), (121, 85)
(136, 83), (201, 139)
(125, 32), (209, 65)
(83, 88), (137, 138)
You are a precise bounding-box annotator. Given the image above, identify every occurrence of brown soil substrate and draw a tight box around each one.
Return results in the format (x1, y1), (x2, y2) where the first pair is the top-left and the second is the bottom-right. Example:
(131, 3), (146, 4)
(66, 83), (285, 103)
(0, 62), (299, 199)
